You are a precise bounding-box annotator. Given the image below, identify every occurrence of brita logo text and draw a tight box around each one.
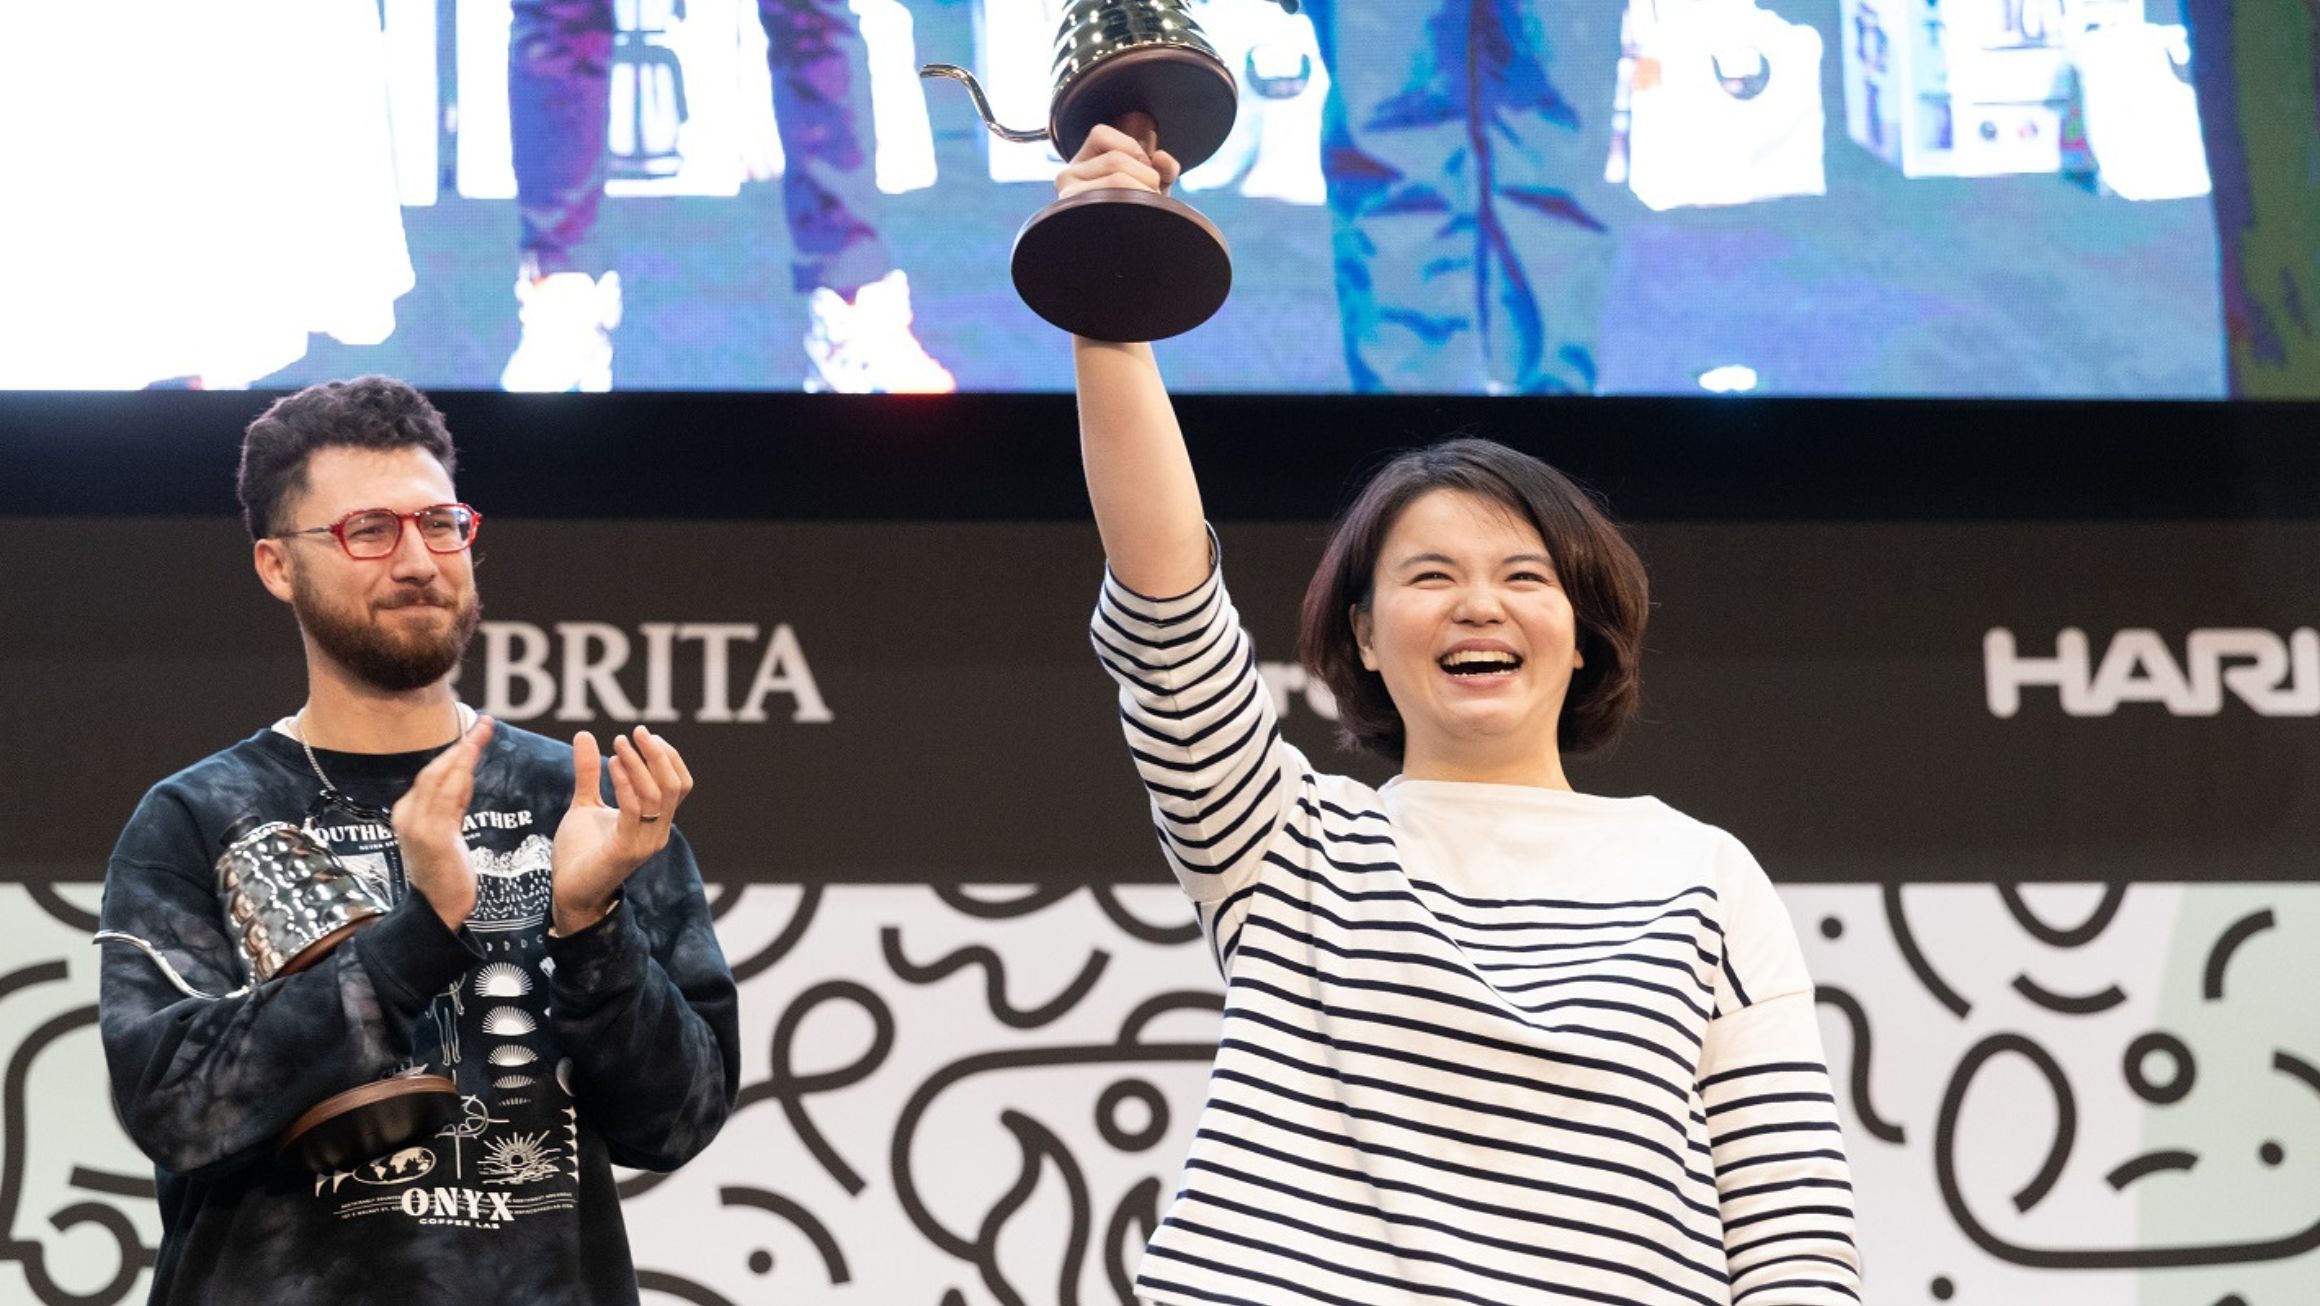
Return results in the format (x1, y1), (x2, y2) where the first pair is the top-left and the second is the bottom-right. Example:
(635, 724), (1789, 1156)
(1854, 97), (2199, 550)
(465, 622), (832, 724)
(1985, 628), (2320, 717)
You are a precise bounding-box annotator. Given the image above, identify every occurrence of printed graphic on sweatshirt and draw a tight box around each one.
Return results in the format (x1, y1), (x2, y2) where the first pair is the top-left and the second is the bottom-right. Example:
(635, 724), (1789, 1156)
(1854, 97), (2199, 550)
(299, 816), (575, 1231)
(305, 814), (401, 900)
(466, 831), (555, 945)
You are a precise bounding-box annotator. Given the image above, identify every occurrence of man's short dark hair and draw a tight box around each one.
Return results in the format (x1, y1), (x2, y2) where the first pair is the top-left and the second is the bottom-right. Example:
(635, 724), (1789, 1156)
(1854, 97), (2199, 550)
(1295, 438), (1650, 762)
(237, 376), (457, 539)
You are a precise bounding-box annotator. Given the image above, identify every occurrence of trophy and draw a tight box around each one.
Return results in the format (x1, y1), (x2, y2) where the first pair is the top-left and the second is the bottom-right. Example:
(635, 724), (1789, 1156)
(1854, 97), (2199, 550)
(95, 817), (459, 1172)
(924, 0), (1299, 342)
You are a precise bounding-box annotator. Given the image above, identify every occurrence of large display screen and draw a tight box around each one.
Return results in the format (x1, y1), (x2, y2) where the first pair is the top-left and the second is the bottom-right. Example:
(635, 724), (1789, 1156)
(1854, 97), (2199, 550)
(3, 0), (2282, 397)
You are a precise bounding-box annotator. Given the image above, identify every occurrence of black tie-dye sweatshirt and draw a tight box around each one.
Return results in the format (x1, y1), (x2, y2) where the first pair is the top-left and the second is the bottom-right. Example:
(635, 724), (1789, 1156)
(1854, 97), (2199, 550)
(96, 722), (740, 1304)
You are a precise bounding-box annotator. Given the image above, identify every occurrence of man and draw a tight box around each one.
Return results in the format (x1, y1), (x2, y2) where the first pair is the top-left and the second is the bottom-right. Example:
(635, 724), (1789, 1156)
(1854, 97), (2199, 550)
(96, 376), (739, 1302)
(504, 0), (954, 393)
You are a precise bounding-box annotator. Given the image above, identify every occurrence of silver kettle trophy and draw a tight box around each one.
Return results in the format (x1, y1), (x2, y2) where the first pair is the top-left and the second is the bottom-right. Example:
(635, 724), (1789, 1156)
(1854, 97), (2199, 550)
(923, 0), (1301, 342)
(96, 816), (460, 1172)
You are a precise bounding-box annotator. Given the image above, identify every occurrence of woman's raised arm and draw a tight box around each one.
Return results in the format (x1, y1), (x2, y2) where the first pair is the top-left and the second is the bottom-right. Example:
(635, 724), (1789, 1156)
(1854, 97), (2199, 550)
(1063, 122), (1211, 597)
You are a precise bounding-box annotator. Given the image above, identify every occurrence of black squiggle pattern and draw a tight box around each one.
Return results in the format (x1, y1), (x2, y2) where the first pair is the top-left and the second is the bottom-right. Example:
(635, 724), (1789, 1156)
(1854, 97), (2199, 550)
(739, 980), (895, 1196)
(1105, 1174), (1164, 1304)
(1, 970), (77, 1235)
(718, 1185), (850, 1284)
(1090, 885), (1202, 946)
(2106, 1150), (2197, 1190)
(2012, 975), (2128, 1015)
(66, 1168), (153, 1202)
(730, 883), (822, 984)
(881, 927), (1110, 1029)
(25, 887), (97, 936)
(0, 962), (68, 1008)
(1998, 881), (2127, 948)
(2274, 1050), (2320, 1096)
(1884, 882), (1971, 1018)
(2204, 909), (2277, 1000)
(12, 879), (2316, 1300)
(891, 1039), (1215, 1265)
(2, 1003), (154, 1306)
(1118, 991), (1225, 1045)
(1939, 1032), (2077, 1219)
(972, 1111), (1093, 1306)
(1812, 985), (1905, 1145)
(19, 1203), (148, 1306)
(936, 884), (1080, 920)
(1095, 1079), (1171, 1153)
(1939, 1034), (2320, 1268)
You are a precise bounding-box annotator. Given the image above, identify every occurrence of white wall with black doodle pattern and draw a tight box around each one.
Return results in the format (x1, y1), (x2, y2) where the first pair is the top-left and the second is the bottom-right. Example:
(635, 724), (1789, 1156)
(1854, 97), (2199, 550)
(3, 881), (2315, 1305)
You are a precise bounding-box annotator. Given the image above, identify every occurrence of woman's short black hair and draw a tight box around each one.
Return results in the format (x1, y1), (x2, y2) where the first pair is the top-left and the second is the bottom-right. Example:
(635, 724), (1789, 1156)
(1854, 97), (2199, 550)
(1295, 438), (1649, 762)
(237, 375), (457, 539)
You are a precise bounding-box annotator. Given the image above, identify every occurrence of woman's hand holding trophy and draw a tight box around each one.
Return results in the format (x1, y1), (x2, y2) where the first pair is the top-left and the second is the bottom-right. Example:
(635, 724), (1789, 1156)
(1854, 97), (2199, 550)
(1056, 115), (1183, 205)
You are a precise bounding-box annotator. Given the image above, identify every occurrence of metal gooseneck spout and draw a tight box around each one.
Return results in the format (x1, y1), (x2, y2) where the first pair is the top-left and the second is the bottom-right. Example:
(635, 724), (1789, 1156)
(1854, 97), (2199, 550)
(918, 64), (1053, 143)
(93, 931), (252, 1000)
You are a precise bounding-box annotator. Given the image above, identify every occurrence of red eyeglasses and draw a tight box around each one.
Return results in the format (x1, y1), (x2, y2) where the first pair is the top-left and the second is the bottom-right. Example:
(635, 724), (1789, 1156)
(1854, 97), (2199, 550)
(277, 503), (483, 559)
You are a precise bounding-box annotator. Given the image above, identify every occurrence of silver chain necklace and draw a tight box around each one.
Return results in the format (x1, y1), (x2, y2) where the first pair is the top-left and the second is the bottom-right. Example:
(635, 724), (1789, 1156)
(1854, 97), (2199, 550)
(292, 703), (477, 817)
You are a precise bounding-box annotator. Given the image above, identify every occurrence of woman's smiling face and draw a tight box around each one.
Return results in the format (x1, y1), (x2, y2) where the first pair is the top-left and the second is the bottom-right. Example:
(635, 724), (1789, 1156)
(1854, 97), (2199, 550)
(1353, 488), (1583, 774)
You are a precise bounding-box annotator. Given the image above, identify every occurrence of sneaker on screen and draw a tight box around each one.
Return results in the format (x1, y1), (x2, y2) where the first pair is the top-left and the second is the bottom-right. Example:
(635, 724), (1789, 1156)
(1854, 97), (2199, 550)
(803, 269), (956, 394)
(500, 269), (624, 393)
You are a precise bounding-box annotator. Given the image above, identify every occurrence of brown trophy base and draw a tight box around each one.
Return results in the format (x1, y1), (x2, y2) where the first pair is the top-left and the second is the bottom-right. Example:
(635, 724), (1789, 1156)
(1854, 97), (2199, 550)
(1011, 188), (1232, 342)
(279, 1075), (461, 1173)
(275, 916), (375, 976)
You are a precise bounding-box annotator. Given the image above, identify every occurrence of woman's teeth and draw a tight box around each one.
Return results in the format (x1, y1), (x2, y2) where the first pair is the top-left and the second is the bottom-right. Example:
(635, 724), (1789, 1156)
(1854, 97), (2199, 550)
(1441, 651), (1521, 675)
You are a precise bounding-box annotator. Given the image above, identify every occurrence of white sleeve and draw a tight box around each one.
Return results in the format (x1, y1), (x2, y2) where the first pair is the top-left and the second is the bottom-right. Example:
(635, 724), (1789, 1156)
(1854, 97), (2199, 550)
(1699, 835), (1864, 1304)
(1089, 547), (1298, 905)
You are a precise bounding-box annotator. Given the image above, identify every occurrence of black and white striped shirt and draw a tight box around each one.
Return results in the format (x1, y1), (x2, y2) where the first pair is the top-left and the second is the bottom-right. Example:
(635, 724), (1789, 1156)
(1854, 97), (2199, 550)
(1094, 560), (1861, 1306)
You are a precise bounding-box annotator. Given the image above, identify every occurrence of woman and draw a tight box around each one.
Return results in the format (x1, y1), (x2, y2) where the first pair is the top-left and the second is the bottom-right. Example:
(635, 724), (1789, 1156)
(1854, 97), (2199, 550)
(1065, 127), (1861, 1306)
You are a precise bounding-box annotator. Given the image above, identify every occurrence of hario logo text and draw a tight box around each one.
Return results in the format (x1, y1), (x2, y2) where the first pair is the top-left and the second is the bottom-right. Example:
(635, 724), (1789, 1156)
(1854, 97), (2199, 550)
(1985, 628), (2320, 717)
(466, 621), (832, 725)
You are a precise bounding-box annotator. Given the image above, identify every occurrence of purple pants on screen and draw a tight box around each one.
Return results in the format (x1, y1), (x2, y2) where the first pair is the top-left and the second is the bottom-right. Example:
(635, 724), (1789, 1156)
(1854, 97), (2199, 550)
(510, 0), (894, 297)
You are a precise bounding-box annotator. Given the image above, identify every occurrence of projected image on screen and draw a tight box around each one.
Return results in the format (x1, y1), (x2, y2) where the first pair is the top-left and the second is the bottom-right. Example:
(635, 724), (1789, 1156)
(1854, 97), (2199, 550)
(0, 0), (2272, 397)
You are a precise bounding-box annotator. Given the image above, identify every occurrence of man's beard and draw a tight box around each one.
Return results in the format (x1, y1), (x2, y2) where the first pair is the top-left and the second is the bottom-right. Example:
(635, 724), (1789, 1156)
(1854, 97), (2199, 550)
(292, 576), (483, 694)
